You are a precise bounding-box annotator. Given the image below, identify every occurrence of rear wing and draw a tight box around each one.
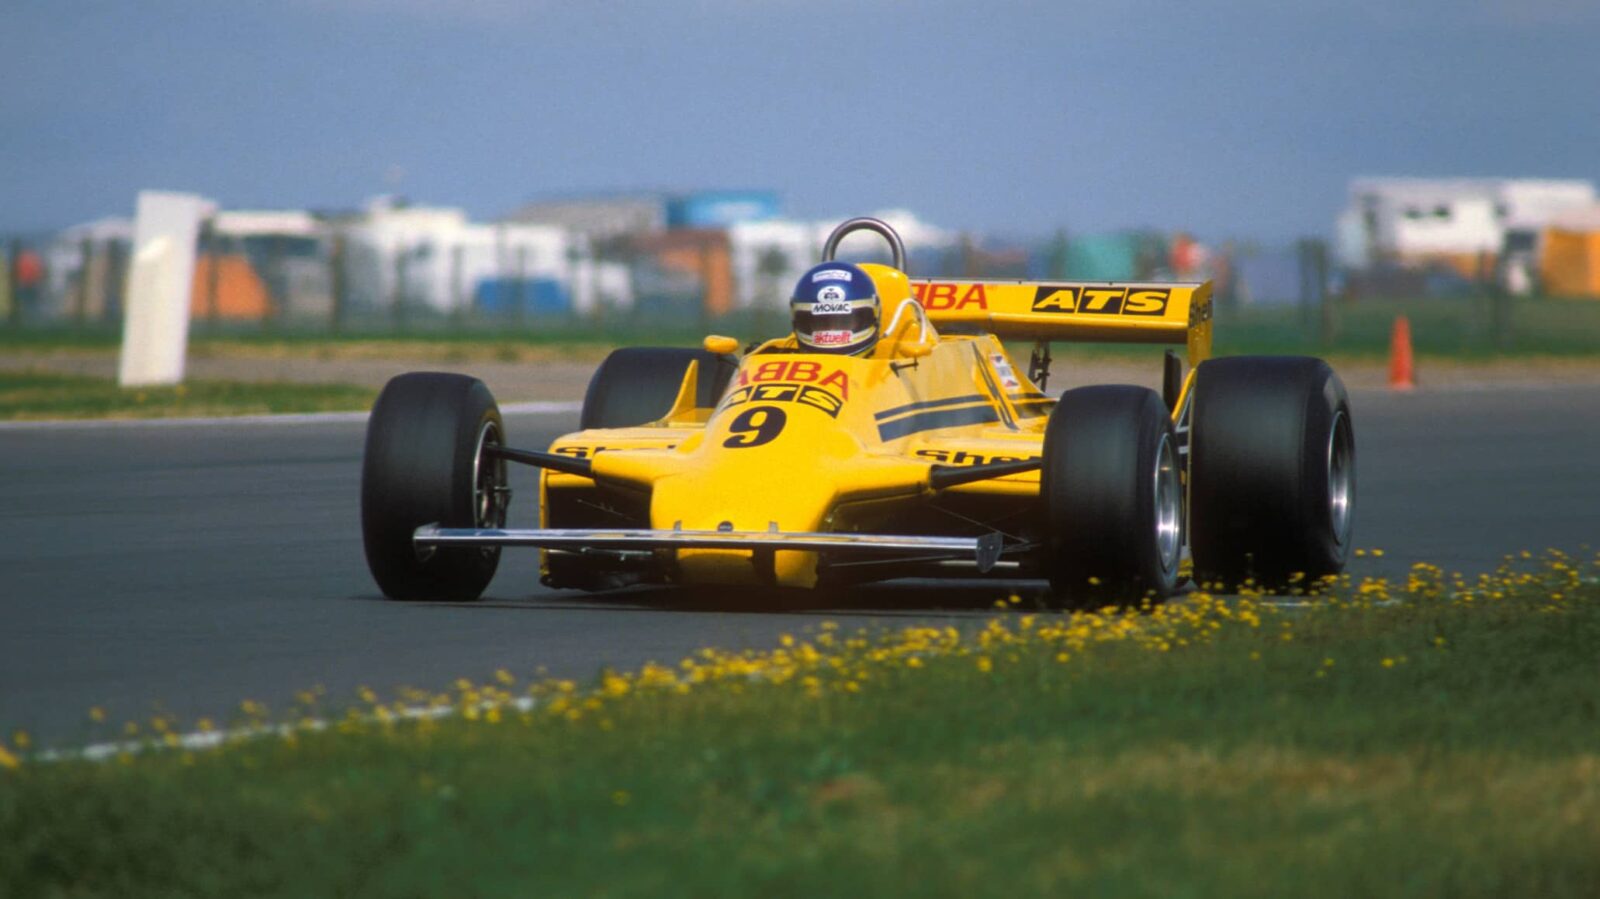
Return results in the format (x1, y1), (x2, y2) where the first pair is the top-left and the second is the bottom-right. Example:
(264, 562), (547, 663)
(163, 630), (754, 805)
(910, 279), (1213, 365)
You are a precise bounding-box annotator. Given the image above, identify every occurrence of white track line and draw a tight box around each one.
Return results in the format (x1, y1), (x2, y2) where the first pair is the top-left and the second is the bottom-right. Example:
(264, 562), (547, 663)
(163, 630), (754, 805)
(0, 400), (581, 431)
(497, 401), (583, 415)
(36, 696), (541, 764)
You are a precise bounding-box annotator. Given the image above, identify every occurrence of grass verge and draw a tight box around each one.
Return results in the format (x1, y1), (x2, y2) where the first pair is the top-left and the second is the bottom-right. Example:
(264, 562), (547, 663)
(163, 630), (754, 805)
(0, 370), (376, 420)
(2, 552), (1598, 896)
(5, 297), (1600, 363)
(1216, 294), (1600, 358)
(0, 318), (762, 365)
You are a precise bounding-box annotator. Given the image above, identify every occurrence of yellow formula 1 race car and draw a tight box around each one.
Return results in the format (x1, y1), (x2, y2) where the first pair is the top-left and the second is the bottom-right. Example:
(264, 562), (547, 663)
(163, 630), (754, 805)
(361, 218), (1355, 608)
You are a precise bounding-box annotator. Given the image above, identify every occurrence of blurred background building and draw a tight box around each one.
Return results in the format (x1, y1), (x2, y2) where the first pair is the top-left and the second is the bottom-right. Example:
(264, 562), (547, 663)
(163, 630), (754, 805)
(1336, 177), (1600, 298)
(5, 175), (1600, 331)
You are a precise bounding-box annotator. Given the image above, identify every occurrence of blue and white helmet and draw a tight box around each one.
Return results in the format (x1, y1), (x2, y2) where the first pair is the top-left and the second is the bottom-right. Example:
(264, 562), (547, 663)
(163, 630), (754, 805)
(790, 262), (881, 356)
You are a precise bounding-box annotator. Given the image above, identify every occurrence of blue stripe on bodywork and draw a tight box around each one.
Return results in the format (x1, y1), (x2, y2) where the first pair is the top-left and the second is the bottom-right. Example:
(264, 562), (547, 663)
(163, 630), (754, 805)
(876, 404), (1002, 441)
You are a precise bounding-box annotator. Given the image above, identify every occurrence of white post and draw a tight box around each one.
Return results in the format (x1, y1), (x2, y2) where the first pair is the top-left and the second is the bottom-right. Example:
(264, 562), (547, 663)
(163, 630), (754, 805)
(119, 191), (214, 387)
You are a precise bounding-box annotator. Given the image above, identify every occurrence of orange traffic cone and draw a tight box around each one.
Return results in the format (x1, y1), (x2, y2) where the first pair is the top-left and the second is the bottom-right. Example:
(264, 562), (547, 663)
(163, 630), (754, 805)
(1388, 315), (1416, 391)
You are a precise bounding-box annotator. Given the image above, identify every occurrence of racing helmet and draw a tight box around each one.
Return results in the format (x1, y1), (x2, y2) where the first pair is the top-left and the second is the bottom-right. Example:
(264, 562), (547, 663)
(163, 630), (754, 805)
(790, 262), (881, 356)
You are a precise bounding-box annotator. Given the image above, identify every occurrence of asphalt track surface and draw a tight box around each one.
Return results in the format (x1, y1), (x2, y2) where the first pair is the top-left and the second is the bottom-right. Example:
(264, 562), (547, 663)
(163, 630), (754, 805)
(3, 383), (1597, 745)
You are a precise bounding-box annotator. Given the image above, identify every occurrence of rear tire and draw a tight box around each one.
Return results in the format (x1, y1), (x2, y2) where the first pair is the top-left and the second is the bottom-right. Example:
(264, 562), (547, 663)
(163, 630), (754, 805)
(1189, 356), (1355, 591)
(581, 347), (737, 430)
(361, 372), (506, 602)
(1041, 386), (1182, 609)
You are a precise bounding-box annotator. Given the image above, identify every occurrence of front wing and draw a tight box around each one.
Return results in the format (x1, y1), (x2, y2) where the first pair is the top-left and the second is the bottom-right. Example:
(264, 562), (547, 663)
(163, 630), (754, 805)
(415, 525), (1005, 573)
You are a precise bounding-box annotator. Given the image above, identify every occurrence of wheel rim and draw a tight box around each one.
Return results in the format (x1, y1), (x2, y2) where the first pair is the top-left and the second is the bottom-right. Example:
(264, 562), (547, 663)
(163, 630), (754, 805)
(472, 420), (509, 531)
(1326, 409), (1354, 546)
(1153, 433), (1182, 574)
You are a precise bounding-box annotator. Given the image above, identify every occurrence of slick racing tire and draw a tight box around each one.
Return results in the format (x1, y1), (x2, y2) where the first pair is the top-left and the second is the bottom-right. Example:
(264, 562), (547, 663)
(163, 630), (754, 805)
(1189, 356), (1355, 592)
(1041, 386), (1182, 609)
(580, 347), (737, 430)
(361, 372), (506, 602)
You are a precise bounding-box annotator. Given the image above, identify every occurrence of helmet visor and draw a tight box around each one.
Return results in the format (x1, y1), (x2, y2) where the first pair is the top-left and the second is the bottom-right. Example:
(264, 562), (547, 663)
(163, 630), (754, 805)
(793, 306), (877, 338)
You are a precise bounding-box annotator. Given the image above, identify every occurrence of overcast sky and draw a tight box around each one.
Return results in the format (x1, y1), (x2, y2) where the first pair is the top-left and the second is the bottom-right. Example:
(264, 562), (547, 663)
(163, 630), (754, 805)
(2, 0), (1596, 241)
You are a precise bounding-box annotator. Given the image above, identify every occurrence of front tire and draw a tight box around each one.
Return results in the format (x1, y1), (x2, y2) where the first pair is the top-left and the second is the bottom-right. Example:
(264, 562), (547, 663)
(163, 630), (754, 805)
(1189, 356), (1355, 591)
(1041, 386), (1182, 609)
(361, 372), (506, 602)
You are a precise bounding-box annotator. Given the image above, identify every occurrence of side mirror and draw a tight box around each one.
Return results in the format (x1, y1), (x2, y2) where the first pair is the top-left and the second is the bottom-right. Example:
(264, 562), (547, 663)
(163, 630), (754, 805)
(702, 335), (740, 354)
(900, 338), (933, 359)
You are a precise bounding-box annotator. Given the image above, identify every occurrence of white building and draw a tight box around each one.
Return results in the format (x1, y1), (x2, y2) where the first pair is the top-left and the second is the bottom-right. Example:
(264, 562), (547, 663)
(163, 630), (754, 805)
(213, 209), (323, 240)
(345, 198), (630, 315)
(728, 209), (956, 310)
(1336, 177), (1597, 269)
(503, 194), (667, 240)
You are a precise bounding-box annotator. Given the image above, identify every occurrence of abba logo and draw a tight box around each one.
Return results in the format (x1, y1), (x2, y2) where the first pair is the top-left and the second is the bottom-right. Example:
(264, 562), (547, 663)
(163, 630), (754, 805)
(738, 359), (850, 399)
(1031, 286), (1171, 315)
(913, 282), (989, 311)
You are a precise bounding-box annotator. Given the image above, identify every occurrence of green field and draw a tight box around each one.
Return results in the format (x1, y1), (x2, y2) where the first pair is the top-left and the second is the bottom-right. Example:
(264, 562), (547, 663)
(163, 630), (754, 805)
(3, 553), (1596, 897)
(0, 316), (760, 364)
(1216, 294), (1600, 358)
(0, 371), (376, 420)
(4, 296), (1599, 363)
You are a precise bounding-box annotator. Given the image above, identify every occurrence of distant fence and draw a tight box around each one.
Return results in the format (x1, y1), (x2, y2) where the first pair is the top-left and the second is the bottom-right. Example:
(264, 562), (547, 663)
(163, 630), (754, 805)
(2, 233), (127, 327)
(0, 224), (772, 334)
(4, 228), (1588, 358)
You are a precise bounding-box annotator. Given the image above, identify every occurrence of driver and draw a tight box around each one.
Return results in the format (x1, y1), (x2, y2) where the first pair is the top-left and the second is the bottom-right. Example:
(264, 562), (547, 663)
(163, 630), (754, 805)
(789, 262), (881, 356)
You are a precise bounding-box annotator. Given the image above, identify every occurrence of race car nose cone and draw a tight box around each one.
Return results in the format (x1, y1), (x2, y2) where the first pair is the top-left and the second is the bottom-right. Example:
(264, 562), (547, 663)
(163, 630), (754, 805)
(652, 470), (835, 589)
